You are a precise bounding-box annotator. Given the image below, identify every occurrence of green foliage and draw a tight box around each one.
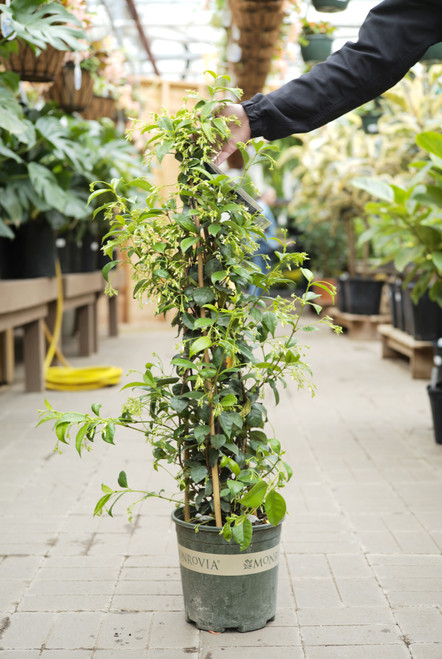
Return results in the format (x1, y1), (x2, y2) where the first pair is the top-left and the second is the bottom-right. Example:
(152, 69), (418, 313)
(0, 104), (144, 238)
(38, 73), (339, 549)
(354, 131), (442, 307)
(0, 0), (84, 54)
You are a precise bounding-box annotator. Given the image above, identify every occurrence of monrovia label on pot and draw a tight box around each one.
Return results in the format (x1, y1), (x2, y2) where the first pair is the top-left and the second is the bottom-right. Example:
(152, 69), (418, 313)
(177, 544), (280, 576)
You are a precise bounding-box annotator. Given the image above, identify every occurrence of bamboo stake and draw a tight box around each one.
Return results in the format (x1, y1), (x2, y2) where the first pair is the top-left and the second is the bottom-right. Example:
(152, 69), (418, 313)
(195, 220), (223, 528)
(184, 448), (190, 522)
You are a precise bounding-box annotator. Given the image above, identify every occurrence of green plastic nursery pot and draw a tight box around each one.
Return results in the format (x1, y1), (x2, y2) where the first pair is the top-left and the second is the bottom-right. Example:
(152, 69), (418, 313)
(300, 35), (333, 62)
(312, 0), (349, 11)
(172, 508), (281, 633)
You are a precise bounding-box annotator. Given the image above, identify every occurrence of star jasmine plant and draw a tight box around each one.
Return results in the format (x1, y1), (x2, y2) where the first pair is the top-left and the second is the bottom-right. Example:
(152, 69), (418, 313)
(38, 72), (339, 550)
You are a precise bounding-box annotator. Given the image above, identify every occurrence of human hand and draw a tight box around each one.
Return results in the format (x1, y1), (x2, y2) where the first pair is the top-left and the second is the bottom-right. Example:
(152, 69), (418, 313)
(214, 103), (251, 166)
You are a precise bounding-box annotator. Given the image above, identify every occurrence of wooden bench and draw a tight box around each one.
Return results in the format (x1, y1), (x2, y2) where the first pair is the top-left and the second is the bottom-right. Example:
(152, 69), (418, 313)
(0, 269), (125, 392)
(329, 307), (391, 340)
(378, 323), (433, 379)
(0, 278), (57, 392)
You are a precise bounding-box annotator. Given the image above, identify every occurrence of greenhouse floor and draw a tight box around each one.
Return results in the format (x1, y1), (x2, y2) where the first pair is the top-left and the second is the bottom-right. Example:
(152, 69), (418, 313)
(0, 319), (442, 659)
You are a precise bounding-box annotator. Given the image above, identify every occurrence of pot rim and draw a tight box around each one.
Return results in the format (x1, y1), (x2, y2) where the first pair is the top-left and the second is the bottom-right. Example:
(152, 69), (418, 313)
(171, 507), (282, 533)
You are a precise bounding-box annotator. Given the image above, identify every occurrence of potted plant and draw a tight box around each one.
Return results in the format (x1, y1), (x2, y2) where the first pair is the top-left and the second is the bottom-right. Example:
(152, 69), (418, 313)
(38, 72), (339, 632)
(354, 99), (383, 135)
(0, 0), (84, 82)
(299, 18), (335, 62)
(312, 0), (349, 12)
(353, 130), (442, 339)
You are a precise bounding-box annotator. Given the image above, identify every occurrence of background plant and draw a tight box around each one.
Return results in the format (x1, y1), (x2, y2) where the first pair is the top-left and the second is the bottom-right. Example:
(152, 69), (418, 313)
(39, 72), (339, 550)
(354, 130), (442, 307)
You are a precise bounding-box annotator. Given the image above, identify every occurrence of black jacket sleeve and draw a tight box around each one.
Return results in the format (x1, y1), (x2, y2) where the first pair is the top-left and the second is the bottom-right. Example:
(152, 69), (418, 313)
(241, 0), (442, 140)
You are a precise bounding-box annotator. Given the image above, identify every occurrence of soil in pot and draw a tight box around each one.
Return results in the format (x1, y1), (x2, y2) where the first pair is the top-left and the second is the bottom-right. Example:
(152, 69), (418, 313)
(172, 508), (281, 632)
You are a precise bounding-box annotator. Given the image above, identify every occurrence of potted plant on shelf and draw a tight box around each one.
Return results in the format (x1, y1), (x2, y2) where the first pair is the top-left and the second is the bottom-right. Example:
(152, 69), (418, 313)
(353, 130), (442, 340)
(0, 0), (84, 83)
(299, 18), (335, 62)
(38, 72), (339, 632)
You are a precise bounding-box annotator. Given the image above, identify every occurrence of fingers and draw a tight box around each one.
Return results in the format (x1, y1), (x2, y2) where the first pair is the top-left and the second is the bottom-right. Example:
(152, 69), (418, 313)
(213, 103), (251, 166)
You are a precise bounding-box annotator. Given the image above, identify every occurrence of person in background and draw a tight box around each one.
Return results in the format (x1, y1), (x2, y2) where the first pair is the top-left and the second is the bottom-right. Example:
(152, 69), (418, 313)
(249, 187), (279, 295)
(215, 0), (442, 166)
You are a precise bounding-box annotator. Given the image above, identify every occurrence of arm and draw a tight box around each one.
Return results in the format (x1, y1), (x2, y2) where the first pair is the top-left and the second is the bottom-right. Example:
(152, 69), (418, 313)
(216, 0), (442, 163)
(242, 0), (442, 140)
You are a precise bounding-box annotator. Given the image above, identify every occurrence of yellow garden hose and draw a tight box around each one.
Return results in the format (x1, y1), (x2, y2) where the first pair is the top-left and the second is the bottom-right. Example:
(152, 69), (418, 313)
(43, 261), (122, 391)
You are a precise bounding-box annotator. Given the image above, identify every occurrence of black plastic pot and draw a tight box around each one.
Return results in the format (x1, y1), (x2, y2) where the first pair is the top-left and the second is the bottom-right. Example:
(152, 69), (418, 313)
(80, 232), (99, 272)
(427, 384), (442, 445)
(300, 35), (333, 62)
(344, 277), (384, 315)
(312, 0), (349, 10)
(172, 508), (281, 632)
(388, 280), (405, 331)
(1, 219), (56, 279)
(403, 287), (442, 341)
(337, 274), (348, 312)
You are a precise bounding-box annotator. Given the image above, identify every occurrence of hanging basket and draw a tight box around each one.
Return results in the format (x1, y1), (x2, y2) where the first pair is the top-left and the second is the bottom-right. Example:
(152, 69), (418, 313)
(312, 0), (349, 12)
(238, 27), (280, 49)
(300, 34), (333, 62)
(2, 42), (67, 83)
(420, 42), (442, 63)
(229, 0), (284, 31)
(45, 63), (94, 113)
(81, 95), (118, 121)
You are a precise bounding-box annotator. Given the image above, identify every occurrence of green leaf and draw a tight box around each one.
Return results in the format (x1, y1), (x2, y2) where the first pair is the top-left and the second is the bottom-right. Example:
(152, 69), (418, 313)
(194, 317), (215, 329)
(118, 471), (128, 488)
(265, 490), (286, 526)
(102, 422), (115, 445)
(190, 464), (208, 483)
(156, 139), (174, 163)
(239, 481), (268, 508)
(262, 311), (278, 337)
(194, 425), (210, 444)
(192, 287), (215, 305)
(75, 424), (89, 456)
(220, 455), (240, 477)
(180, 236), (199, 253)
(102, 260), (119, 282)
(301, 268), (313, 282)
(93, 493), (112, 517)
(170, 397), (189, 413)
(221, 393), (237, 407)
(210, 434), (226, 449)
(28, 162), (66, 212)
(352, 176), (395, 202)
(232, 517), (253, 551)
(211, 270), (228, 284)
(189, 336), (211, 357)
(208, 223), (222, 236)
(416, 131), (442, 159)
(91, 403), (102, 416)
(227, 480), (244, 496)
(432, 252), (442, 274)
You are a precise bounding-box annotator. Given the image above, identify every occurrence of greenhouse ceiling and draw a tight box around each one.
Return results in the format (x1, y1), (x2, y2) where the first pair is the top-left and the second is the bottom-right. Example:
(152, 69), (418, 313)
(85, 0), (380, 83)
